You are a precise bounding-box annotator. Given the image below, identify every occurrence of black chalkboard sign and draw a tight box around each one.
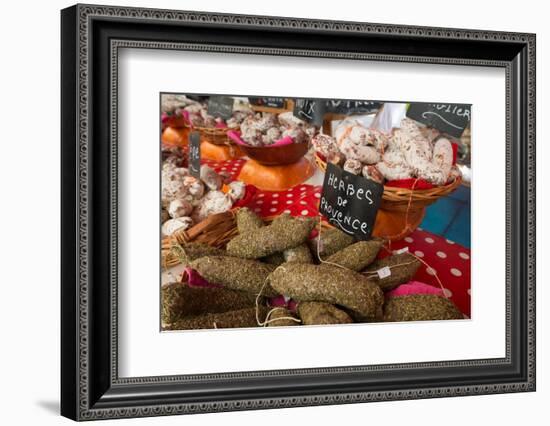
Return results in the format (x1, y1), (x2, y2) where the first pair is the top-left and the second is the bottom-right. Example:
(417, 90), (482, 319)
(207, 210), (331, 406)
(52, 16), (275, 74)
(325, 99), (382, 115)
(294, 99), (382, 125)
(406, 103), (471, 138)
(249, 97), (286, 109)
(293, 99), (325, 125)
(207, 96), (234, 120)
(188, 132), (201, 179)
(319, 163), (384, 241)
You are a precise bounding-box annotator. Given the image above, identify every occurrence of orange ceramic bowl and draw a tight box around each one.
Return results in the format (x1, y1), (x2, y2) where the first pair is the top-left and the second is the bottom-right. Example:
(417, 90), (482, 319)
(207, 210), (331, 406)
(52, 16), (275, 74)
(239, 141), (310, 166)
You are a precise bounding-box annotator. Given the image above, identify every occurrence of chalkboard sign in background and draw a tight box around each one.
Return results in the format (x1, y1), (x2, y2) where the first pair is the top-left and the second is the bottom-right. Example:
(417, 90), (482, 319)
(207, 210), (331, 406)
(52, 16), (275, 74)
(294, 98), (382, 125)
(207, 96), (234, 120)
(319, 163), (384, 241)
(325, 99), (382, 115)
(188, 132), (201, 179)
(293, 99), (326, 125)
(406, 103), (471, 138)
(248, 97), (286, 109)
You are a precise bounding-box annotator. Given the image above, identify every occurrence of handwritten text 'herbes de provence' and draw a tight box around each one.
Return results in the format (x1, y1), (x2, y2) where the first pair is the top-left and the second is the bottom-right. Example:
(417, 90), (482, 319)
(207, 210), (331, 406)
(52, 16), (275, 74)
(319, 172), (374, 236)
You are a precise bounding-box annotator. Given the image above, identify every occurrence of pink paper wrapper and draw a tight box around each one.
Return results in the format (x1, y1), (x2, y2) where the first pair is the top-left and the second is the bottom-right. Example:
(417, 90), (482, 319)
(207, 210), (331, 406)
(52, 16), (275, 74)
(227, 130), (294, 147)
(268, 295), (298, 313)
(182, 268), (222, 288)
(386, 281), (444, 298)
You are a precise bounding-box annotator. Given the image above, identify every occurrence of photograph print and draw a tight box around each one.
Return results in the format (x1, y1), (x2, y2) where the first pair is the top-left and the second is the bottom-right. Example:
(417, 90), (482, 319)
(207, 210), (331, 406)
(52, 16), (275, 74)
(160, 94), (472, 332)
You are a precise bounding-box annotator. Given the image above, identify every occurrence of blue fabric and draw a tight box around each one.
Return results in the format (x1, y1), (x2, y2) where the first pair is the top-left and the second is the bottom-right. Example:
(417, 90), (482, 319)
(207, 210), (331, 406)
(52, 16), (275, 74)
(420, 185), (471, 248)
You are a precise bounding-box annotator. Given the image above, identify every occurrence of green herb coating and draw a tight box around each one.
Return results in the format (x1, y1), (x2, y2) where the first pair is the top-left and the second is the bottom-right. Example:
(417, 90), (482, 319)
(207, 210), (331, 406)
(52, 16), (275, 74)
(161, 282), (258, 324)
(309, 227), (355, 259)
(297, 302), (353, 325)
(383, 294), (463, 322)
(262, 252), (286, 266)
(325, 239), (383, 271)
(362, 253), (421, 291)
(236, 207), (264, 234)
(227, 216), (315, 259)
(283, 244), (313, 264)
(266, 307), (300, 327)
(189, 255), (278, 297)
(170, 242), (225, 267)
(164, 307), (269, 330)
(269, 263), (383, 321)
(271, 213), (293, 226)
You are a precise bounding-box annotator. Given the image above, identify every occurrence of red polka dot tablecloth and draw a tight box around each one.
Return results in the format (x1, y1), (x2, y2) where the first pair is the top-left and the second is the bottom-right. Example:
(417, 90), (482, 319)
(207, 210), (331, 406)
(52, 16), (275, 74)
(204, 156), (471, 318)
(383, 229), (471, 318)
(204, 158), (322, 217)
(202, 158), (247, 181)
(243, 184), (321, 217)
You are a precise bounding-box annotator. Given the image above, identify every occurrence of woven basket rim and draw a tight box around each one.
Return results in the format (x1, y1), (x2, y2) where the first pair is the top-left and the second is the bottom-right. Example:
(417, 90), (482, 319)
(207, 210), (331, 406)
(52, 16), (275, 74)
(184, 123), (239, 146)
(314, 152), (462, 201)
(184, 122), (237, 133)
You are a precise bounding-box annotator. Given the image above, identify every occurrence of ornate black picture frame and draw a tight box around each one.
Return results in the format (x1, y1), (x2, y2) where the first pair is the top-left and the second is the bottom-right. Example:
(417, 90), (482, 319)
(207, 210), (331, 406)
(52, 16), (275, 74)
(61, 4), (536, 421)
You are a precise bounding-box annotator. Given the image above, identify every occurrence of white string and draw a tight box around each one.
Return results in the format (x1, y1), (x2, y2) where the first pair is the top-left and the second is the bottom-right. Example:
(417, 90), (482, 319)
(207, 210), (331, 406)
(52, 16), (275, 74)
(315, 215), (350, 270)
(380, 244), (448, 297)
(255, 265), (301, 326)
(361, 260), (419, 277)
(315, 215), (448, 299)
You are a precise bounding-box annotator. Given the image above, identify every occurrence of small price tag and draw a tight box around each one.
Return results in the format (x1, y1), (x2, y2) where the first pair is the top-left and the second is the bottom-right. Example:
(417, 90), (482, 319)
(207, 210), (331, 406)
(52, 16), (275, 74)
(188, 132), (201, 179)
(377, 266), (391, 279)
(394, 247), (409, 254)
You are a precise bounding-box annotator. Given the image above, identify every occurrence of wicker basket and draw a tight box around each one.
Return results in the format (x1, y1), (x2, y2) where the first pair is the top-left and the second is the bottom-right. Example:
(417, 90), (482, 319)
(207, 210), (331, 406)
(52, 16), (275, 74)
(381, 177), (462, 211)
(161, 209), (333, 269)
(315, 152), (462, 240)
(185, 124), (237, 146)
(162, 211), (237, 268)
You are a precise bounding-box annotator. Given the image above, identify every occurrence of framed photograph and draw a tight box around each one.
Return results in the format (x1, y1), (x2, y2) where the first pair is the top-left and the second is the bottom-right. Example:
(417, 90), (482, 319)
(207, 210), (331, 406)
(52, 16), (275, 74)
(61, 4), (536, 421)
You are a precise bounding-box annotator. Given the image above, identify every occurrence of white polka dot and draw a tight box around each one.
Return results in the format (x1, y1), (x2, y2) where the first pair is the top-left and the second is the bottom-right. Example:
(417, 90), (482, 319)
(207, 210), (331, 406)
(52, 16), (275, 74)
(286, 200), (293, 204)
(300, 201), (307, 205)
(446, 239), (455, 245)
(301, 187), (307, 192)
(425, 237), (434, 244)
(443, 288), (453, 298)
(287, 193), (293, 197)
(450, 268), (462, 277)
(254, 208), (261, 212)
(414, 250), (424, 258)
(272, 193), (279, 198)
(258, 193), (265, 198)
(459, 252), (470, 260)
(256, 200), (263, 205)
(314, 193), (321, 198)
(426, 267), (437, 276)
(301, 210), (309, 216)
(269, 208), (277, 213)
(467, 288), (471, 296)
(220, 167), (227, 171)
(417, 227), (423, 231)
(436, 251), (447, 259)
(404, 237), (414, 243)
(271, 200), (278, 205)
(284, 209), (291, 214)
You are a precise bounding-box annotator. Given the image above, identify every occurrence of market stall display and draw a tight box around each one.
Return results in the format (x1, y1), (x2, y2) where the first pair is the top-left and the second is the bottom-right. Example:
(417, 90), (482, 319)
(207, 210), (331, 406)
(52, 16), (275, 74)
(160, 94), (471, 331)
(313, 116), (463, 240)
(225, 111), (318, 190)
